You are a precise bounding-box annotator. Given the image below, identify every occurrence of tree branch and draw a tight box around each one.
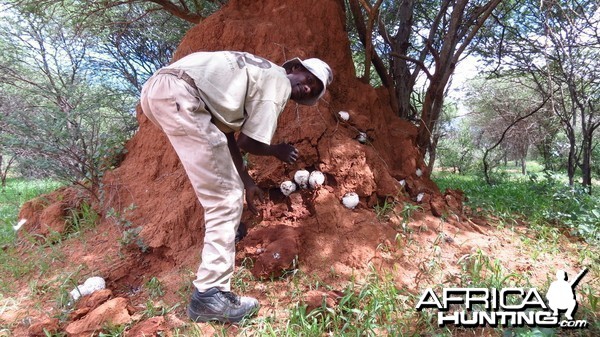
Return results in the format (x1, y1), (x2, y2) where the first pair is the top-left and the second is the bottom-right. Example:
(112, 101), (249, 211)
(483, 95), (551, 184)
(390, 52), (433, 80)
(347, 0), (391, 87)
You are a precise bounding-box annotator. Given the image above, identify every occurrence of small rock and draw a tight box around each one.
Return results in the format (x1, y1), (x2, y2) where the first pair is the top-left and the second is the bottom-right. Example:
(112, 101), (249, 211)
(81, 288), (113, 309)
(303, 290), (344, 313)
(70, 289), (113, 320)
(65, 297), (132, 336)
(251, 232), (299, 279)
(125, 316), (166, 337)
(430, 194), (447, 217)
(28, 318), (59, 337)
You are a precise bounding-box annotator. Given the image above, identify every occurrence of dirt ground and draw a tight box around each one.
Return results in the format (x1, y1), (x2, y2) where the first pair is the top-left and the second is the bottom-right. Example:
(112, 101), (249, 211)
(3, 191), (592, 336)
(1, 0), (596, 336)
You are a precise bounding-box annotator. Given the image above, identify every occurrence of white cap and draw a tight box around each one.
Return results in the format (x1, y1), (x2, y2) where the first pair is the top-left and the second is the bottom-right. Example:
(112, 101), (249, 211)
(283, 57), (333, 105)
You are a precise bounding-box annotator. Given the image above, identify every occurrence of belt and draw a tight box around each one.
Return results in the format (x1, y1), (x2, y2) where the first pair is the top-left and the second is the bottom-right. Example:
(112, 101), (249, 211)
(157, 68), (198, 91)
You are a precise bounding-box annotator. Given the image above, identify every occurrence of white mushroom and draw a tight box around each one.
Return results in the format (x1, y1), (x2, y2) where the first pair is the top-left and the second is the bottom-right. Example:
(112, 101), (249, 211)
(416, 192), (425, 202)
(416, 168), (423, 177)
(342, 192), (359, 209)
(294, 169), (310, 189)
(338, 110), (350, 121)
(357, 132), (368, 144)
(70, 276), (106, 301)
(308, 170), (325, 188)
(280, 180), (297, 196)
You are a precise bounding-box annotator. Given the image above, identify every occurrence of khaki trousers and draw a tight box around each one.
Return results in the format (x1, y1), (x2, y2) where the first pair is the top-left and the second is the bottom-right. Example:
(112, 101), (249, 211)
(140, 73), (244, 292)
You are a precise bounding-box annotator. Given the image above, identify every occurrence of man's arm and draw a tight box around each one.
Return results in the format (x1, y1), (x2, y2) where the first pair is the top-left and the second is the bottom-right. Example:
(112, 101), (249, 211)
(237, 133), (298, 164)
(225, 132), (263, 214)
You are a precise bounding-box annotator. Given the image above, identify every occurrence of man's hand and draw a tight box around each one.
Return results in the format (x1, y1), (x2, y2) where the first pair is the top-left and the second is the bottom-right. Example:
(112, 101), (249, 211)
(245, 182), (264, 214)
(238, 133), (299, 163)
(273, 143), (299, 164)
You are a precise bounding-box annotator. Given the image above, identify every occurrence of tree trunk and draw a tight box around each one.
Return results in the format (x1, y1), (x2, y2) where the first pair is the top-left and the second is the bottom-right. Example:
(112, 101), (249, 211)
(427, 132), (440, 173)
(389, 0), (415, 119)
(0, 154), (4, 188)
(581, 132), (593, 193)
(0, 154), (15, 188)
(417, 80), (446, 156)
(566, 129), (576, 186)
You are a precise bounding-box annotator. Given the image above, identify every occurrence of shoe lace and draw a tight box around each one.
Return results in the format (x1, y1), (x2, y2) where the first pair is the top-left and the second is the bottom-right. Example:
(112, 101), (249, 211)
(222, 291), (241, 305)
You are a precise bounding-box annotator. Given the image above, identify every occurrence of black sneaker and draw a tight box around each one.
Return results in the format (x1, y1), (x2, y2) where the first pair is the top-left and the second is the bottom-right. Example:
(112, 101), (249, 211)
(187, 287), (259, 323)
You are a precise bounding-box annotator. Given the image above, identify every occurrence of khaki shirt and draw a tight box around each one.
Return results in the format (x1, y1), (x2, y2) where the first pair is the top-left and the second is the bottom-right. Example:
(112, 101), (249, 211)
(166, 51), (291, 145)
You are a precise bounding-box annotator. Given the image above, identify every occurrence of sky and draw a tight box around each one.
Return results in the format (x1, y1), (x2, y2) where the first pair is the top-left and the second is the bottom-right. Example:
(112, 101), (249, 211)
(448, 55), (482, 116)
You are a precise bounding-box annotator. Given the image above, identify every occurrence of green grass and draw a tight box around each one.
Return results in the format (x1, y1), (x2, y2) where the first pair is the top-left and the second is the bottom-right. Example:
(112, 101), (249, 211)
(0, 177), (64, 245)
(0, 178), (64, 293)
(174, 271), (442, 337)
(433, 173), (541, 219)
(433, 170), (600, 243)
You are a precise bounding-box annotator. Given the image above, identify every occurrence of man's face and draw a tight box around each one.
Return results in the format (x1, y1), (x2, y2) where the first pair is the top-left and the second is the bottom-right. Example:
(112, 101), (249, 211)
(287, 65), (324, 104)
